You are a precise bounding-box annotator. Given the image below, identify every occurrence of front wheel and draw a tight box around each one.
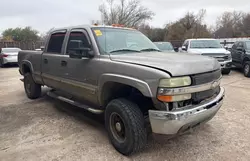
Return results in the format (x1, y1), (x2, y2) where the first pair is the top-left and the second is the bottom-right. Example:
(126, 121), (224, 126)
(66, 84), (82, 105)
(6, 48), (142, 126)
(222, 68), (231, 75)
(105, 98), (147, 156)
(24, 73), (41, 99)
(243, 61), (250, 77)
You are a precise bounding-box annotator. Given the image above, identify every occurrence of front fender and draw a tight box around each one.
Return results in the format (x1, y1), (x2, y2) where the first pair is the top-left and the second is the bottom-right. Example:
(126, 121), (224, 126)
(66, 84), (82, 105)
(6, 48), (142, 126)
(98, 73), (153, 103)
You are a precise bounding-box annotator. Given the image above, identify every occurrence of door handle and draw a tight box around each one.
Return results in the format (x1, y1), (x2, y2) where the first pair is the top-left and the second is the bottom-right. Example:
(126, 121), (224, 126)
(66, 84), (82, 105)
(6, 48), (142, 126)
(61, 60), (67, 66)
(44, 59), (48, 64)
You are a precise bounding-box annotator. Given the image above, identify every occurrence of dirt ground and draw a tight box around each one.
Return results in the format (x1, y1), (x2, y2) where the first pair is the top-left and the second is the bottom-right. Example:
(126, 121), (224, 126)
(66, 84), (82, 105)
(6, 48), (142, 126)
(1, 67), (250, 161)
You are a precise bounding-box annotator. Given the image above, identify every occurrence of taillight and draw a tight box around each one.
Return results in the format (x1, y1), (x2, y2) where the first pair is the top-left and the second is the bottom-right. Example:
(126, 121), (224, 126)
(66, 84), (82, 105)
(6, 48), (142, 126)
(2, 54), (8, 57)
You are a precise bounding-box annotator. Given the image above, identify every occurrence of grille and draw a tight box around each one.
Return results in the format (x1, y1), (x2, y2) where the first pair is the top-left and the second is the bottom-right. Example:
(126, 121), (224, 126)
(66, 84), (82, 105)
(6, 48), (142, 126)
(202, 53), (229, 62)
(192, 86), (220, 103)
(191, 70), (221, 85)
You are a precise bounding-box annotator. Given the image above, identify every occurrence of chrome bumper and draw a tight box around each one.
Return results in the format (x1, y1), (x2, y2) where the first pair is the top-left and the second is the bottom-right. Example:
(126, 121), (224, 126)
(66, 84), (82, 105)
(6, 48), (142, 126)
(220, 60), (232, 69)
(149, 87), (225, 135)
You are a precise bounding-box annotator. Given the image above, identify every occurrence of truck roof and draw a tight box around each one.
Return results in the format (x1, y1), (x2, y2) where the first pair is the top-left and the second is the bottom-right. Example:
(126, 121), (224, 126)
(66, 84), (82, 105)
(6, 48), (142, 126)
(50, 25), (136, 33)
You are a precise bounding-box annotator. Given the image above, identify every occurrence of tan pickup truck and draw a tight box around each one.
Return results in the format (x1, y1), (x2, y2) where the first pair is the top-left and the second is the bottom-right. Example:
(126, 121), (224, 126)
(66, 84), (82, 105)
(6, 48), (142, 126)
(18, 25), (224, 155)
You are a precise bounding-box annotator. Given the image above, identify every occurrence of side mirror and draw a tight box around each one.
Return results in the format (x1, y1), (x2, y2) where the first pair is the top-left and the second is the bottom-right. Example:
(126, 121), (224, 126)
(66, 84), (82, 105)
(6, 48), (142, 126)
(68, 40), (93, 59)
(182, 46), (187, 51)
(224, 46), (228, 50)
(40, 46), (45, 51)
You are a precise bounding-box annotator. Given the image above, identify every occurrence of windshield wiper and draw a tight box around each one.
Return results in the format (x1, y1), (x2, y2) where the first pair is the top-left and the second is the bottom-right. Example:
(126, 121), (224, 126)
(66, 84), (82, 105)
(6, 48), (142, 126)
(140, 48), (161, 52)
(109, 49), (140, 53)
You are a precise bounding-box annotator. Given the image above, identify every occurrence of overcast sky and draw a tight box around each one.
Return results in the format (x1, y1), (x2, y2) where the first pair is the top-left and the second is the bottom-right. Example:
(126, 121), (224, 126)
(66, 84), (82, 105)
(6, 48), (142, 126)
(0, 0), (249, 34)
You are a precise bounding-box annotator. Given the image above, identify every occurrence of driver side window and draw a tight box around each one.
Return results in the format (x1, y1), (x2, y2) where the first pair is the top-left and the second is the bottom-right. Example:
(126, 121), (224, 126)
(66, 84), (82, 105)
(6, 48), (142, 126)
(66, 31), (90, 55)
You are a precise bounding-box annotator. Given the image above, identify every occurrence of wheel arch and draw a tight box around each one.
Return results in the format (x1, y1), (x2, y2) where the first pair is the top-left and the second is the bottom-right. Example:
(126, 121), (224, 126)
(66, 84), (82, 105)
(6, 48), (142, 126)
(98, 74), (153, 108)
(20, 60), (34, 75)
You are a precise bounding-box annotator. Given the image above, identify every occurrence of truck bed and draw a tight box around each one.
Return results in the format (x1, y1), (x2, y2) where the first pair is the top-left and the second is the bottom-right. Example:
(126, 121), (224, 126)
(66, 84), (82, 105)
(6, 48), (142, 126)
(18, 50), (43, 75)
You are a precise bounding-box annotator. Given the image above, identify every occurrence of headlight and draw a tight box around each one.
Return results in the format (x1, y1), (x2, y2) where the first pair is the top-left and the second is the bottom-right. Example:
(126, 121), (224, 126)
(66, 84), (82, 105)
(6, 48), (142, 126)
(159, 76), (191, 88)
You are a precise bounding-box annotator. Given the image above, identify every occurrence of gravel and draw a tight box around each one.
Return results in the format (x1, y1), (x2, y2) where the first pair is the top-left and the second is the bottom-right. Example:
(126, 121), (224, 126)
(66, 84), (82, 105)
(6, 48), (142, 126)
(1, 67), (250, 161)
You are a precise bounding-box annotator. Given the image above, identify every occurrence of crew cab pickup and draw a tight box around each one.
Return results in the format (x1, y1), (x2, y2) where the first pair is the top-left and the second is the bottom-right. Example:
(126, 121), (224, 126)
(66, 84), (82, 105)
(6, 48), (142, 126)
(18, 25), (224, 155)
(180, 38), (232, 75)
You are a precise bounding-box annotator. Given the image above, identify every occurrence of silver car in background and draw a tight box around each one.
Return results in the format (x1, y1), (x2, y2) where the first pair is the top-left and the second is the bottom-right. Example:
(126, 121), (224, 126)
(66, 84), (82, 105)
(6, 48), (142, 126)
(0, 48), (21, 67)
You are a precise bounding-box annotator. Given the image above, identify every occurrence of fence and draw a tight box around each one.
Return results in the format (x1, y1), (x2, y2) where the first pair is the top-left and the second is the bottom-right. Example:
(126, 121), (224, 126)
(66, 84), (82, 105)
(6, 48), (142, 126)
(0, 41), (45, 50)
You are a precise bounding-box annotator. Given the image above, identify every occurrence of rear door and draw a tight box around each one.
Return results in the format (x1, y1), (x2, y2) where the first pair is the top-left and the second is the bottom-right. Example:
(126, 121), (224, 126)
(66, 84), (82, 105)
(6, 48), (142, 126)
(41, 30), (68, 90)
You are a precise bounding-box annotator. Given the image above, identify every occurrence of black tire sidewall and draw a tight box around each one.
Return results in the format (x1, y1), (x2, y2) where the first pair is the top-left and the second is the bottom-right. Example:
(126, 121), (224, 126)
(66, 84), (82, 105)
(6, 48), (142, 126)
(243, 62), (250, 77)
(105, 99), (146, 155)
(222, 68), (231, 75)
(24, 73), (41, 99)
(0, 58), (4, 67)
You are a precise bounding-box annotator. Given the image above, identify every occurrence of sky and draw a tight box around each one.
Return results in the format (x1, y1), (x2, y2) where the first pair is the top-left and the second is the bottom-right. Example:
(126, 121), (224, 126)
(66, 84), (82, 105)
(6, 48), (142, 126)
(0, 0), (249, 34)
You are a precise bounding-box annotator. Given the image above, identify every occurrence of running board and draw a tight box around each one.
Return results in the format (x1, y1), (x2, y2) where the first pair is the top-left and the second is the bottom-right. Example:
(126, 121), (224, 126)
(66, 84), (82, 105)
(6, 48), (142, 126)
(47, 91), (104, 114)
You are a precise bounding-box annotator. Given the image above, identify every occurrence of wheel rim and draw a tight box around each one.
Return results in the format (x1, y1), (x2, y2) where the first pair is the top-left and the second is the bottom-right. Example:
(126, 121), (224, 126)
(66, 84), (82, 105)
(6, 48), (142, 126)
(109, 112), (126, 143)
(244, 64), (250, 75)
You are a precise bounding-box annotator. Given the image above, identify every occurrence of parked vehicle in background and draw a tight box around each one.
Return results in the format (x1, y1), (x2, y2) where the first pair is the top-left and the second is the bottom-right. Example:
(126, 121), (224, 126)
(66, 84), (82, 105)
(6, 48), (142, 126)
(18, 25), (224, 155)
(180, 39), (232, 75)
(231, 41), (250, 77)
(154, 42), (175, 52)
(0, 48), (21, 67)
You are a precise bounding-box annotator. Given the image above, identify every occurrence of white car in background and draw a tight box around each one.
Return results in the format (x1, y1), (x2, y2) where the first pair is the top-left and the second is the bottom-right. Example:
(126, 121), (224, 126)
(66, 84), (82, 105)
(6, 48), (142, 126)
(180, 39), (232, 74)
(0, 48), (21, 67)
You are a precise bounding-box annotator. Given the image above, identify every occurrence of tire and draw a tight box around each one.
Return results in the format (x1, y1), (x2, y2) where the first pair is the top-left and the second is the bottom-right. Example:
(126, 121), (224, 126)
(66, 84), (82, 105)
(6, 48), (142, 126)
(243, 61), (250, 77)
(24, 73), (41, 99)
(0, 59), (5, 68)
(222, 68), (231, 75)
(105, 98), (147, 155)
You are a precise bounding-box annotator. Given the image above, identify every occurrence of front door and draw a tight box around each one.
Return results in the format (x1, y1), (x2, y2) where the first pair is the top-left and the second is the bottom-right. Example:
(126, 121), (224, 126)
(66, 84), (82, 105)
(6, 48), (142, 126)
(60, 29), (99, 105)
(236, 42), (244, 64)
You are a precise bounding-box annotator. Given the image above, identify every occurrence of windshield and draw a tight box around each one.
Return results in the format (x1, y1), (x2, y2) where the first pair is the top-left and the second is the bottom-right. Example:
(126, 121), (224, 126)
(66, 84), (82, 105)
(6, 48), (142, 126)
(190, 40), (222, 49)
(246, 41), (250, 49)
(92, 27), (159, 54)
(154, 42), (174, 51)
(2, 48), (21, 53)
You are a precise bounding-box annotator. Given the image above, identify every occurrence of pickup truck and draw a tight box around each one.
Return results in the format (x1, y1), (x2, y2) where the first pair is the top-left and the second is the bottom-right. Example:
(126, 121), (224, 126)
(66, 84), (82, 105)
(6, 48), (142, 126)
(18, 25), (225, 155)
(230, 40), (250, 77)
(180, 38), (232, 75)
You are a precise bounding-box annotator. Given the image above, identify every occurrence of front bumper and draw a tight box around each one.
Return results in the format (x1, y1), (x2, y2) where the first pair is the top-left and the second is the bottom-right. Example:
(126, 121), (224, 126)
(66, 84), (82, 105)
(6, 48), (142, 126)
(220, 60), (232, 69)
(149, 87), (224, 135)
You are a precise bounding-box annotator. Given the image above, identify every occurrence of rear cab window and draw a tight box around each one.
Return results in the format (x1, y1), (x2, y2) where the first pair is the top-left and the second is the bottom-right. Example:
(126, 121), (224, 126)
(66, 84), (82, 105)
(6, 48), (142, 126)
(46, 31), (67, 54)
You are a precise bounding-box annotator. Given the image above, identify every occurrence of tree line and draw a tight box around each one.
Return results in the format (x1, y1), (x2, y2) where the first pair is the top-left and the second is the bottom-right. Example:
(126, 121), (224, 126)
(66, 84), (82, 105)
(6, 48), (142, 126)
(1, 0), (250, 43)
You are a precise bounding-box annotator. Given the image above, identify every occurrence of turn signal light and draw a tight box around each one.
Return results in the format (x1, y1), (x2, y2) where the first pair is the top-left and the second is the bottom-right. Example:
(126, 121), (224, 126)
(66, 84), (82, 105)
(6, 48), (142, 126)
(157, 94), (191, 102)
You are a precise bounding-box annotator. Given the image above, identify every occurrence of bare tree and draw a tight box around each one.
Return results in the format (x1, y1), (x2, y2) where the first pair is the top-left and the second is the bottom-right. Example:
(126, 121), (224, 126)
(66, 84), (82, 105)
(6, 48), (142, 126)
(166, 9), (211, 41)
(99, 0), (154, 27)
(215, 11), (244, 38)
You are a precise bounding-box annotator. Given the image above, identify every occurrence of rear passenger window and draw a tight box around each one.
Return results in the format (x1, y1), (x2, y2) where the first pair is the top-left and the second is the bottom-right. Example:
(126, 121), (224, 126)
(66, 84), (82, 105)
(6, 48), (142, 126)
(47, 32), (66, 54)
(66, 31), (90, 54)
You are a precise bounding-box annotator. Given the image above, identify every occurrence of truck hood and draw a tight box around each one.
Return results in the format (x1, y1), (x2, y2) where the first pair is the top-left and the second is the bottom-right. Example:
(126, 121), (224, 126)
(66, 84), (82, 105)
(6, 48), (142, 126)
(110, 52), (220, 76)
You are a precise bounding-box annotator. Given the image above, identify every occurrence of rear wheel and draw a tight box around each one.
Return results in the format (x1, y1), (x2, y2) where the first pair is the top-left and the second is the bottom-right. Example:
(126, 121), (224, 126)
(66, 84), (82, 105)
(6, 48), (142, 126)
(105, 98), (147, 155)
(243, 61), (250, 77)
(24, 73), (41, 99)
(222, 68), (231, 75)
(0, 59), (5, 68)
